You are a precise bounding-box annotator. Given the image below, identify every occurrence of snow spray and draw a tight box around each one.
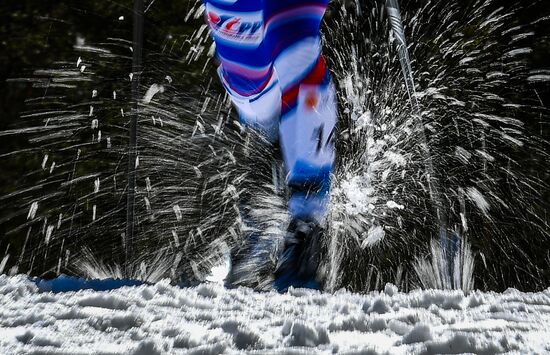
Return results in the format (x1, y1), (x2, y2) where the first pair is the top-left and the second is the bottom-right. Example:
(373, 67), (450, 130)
(385, 0), (460, 289)
(1, 0), (548, 292)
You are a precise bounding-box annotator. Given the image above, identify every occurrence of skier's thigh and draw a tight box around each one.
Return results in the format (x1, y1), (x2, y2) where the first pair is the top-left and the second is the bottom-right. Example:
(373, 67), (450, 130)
(279, 81), (337, 185)
(264, 0), (329, 87)
(203, 0), (281, 140)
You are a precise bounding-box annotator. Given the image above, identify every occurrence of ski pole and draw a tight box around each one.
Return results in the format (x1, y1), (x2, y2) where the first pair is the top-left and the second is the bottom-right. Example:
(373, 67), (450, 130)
(384, 0), (455, 287)
(126, 0), (144, 276)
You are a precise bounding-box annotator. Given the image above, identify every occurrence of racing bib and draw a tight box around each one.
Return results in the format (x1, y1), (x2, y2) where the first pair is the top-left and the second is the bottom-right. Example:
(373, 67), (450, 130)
(205, 3), (264, 48)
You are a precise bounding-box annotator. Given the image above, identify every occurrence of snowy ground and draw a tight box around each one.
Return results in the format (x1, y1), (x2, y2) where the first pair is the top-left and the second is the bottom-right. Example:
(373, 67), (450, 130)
(1, 275), (550, 354)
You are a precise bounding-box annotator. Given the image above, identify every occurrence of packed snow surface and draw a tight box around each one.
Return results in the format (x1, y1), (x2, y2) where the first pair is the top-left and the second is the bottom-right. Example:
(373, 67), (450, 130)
(1, 276), (550, 354)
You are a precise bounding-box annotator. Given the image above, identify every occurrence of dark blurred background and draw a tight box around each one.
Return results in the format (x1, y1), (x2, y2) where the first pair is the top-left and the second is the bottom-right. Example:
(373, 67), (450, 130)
(0, 0), (198, 190)
(0, 0), (206, 259)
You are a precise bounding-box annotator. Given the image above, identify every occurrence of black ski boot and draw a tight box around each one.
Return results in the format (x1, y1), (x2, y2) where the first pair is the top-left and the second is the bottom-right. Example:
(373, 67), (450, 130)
(272, 219), (323, 292)
(224, 201), (262, 289)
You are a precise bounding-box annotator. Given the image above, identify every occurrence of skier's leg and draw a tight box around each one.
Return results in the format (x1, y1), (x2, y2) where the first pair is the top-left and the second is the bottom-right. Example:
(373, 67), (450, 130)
(279, 57), (337, 225)
(263, 0), (336, 225)
(202, 0), (280, 141)
(204, 0), (336, 224)
(265, 0), (337, 290)
(203, 0), (283, 288)
(274, 65), (337, 291)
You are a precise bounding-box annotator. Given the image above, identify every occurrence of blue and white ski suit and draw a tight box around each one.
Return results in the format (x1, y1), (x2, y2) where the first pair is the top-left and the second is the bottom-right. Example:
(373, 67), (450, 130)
(203, 0), (337, 223)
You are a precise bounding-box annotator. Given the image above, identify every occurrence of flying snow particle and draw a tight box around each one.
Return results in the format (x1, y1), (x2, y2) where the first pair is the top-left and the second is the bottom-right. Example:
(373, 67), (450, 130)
(92, 205), (97, 222)
(45, 225), (54, 246)
(118, 16), (124, 21)
(208, 42), (216, 57)
(503, 47), (532, 58)
(142, 84), (165, 104)
(193, 166), (202, 178)
(41, 155), (49, 170)
(355, 111), (372, 129)
(459, 57), (475, 65)
(76, 57), (82, 67)
(0, 255), (9, 275)
(455, 146), (472, 163)
(386, 201), (405, 210)
(384, 151), (407, 166)
(144, 197), (151, 212)
(527, 74), (550, 83)
(201, 97), (211, 114)
(502, 133), (524, 147)
(92, 90), (98, 98)
(173, 205), (183, 222)
(223, 184), (239, 200)
(172, 230), (180, 247)
(27, 202), (38, 220)
(80, 65), (86, 73)
(475, 149), (495, 162)
(466, 187), (490, 215)
(94, 178), (100, 193)
(362, 225), (385, 248)
(460, 212), (468, 232)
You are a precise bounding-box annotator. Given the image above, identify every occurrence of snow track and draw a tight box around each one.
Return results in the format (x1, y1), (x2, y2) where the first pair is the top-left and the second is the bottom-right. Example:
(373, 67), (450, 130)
(1, 275), (549, 354)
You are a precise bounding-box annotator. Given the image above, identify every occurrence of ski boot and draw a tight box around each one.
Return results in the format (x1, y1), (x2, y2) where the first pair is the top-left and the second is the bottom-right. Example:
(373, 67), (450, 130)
(224, 202), (261, 289)
(224, 230), (275, 289)
(272, 219), (323, 292)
